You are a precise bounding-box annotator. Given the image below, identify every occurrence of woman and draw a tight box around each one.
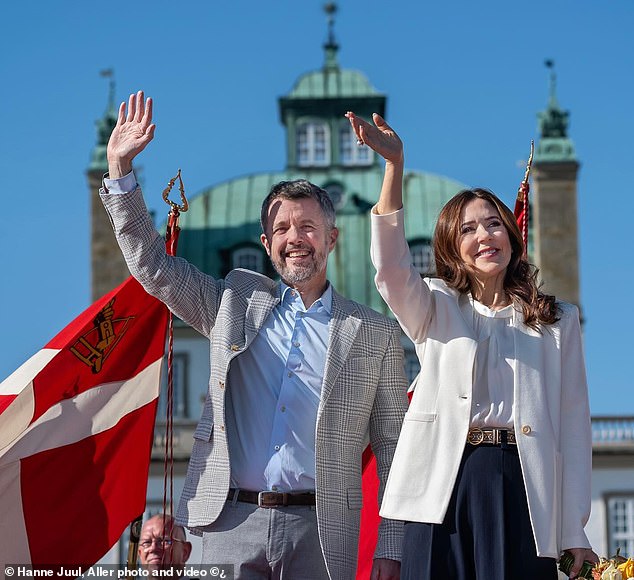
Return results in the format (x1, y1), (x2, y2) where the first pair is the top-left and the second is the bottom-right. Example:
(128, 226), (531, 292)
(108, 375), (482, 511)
(346, 111), (597, 579)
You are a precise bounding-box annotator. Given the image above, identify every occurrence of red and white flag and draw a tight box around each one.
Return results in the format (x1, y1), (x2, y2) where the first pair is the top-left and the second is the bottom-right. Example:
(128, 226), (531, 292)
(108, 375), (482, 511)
(0, 277), (168, 566)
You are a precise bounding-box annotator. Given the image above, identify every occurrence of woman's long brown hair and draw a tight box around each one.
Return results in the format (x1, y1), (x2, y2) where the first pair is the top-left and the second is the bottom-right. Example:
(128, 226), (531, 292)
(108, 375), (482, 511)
(433, 188), (559, 329)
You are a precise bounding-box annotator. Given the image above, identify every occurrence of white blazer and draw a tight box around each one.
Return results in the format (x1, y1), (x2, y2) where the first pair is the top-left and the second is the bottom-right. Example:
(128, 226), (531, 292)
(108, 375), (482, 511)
(370, 209), (592, 558)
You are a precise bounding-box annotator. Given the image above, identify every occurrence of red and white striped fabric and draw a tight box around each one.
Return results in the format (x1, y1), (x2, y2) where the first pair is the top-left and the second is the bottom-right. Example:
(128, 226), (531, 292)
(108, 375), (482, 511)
(0, 277), (167, 566)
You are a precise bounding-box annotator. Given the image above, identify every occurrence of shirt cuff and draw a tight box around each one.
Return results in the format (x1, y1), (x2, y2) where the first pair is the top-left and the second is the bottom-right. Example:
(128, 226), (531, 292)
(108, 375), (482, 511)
(103, 171), (138, 194)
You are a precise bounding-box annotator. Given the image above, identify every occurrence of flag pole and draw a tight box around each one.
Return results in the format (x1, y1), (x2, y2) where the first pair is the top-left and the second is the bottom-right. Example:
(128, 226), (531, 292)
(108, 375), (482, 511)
(514, 140), (534, 257)
(161, 170), (188, 564)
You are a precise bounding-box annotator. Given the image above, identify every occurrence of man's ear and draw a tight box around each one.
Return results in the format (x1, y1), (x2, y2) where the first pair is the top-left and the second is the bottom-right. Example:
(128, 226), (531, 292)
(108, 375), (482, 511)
(328, 227), (339, 252)
(260, 233), (271, 256)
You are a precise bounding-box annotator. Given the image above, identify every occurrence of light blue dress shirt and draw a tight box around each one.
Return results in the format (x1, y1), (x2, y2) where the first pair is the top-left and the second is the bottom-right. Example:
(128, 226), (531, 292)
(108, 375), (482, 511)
(226, 283), (331, 492)
(103, 171), (332, 493)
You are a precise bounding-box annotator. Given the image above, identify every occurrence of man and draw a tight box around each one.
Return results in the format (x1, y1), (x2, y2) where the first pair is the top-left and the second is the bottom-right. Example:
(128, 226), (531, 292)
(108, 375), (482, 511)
(101, 91), (408, 580)
(138, 515), (192, 571)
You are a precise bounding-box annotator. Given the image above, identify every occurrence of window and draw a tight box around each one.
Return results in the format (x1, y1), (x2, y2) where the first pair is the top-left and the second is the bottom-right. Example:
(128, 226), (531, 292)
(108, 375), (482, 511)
(232, 247), (264, 273)
(607, 495), (634, 557)
(323, 182), (345, 211)
(410, 240), (435, 276)
(159, 352), (188, 420)
(339, 123), (373, 166)
(297, 122), (330, 167)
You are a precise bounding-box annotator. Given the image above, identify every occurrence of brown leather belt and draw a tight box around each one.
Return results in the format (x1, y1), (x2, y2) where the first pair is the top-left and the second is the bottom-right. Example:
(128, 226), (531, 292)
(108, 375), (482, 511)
(228, 489), (316, 508)
(467, 427), (517, 446)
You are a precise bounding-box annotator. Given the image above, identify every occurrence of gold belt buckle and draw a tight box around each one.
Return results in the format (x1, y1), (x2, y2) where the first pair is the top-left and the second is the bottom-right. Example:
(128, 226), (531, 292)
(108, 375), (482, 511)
(469, 427), (484, 445)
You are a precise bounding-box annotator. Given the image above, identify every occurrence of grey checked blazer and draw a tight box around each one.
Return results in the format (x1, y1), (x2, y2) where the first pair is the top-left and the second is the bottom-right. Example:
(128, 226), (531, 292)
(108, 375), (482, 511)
(101, 187), (408, 580)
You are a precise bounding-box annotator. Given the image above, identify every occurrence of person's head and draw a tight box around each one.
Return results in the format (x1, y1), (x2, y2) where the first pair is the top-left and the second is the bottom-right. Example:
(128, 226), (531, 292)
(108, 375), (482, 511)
(433, 188), (521, 296)
(433, 187), (559, 328)
(260, 180), (338, 289)
(138, 515), (192, 571)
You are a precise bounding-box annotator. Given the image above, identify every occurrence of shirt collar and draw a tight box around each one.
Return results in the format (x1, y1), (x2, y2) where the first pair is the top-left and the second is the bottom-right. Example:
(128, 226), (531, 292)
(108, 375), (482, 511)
(279, 281), (333, 314)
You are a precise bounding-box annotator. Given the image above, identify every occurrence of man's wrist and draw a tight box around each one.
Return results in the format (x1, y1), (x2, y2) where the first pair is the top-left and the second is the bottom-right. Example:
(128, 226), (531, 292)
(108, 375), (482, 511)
(107, 157), (133, 180)
(103, 170), (137, 195)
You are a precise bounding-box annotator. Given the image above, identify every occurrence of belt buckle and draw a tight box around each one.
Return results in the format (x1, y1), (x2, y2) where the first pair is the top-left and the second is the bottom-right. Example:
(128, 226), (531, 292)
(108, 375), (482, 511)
(257, 491), (288, 508)
(258, 491), (276, 508)
(469, 427), (484, 445)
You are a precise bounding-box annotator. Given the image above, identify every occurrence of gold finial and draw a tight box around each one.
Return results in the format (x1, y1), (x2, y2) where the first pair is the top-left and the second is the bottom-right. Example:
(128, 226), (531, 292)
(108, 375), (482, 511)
(522, 140), (535, 186)
(162, 169), (189, 213)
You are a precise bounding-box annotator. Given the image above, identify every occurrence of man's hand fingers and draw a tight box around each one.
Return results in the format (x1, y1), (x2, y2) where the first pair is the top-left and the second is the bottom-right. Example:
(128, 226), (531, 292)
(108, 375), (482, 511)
(141, 97), (153, 130)
(145, 124), (156, 142)
(134, 90), (145, 122)
(117, 101), (126, 127)
(126, 93), (136, 122)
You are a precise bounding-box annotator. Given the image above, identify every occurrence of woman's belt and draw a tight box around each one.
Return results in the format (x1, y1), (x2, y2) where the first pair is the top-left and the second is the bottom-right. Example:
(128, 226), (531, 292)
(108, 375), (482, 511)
(467, 427), (517, 446)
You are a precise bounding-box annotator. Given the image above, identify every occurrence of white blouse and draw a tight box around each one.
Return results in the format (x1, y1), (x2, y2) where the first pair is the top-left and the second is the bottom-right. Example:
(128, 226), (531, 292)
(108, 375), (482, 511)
(460, 295), (515, 429)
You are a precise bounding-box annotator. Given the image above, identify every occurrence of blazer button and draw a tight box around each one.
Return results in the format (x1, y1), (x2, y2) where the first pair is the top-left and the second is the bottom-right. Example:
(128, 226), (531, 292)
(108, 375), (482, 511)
(521, 425), (532, 435)
(219, 424), (225, 431)
(230, 344), (240, 352)
(218, 381), (225, 389)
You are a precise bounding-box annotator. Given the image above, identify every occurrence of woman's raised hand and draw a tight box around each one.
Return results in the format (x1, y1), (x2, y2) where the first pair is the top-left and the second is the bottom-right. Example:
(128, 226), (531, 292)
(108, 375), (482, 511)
(107, 90), (156, 178)
(345, 111), (403, 166)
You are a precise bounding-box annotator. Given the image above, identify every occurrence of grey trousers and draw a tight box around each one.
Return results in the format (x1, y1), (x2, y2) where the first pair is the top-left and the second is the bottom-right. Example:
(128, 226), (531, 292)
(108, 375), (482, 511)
(201, 499), (330, 580)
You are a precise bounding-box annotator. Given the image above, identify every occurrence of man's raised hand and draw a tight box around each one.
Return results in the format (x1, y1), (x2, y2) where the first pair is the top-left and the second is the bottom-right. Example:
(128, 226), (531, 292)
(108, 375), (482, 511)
(107, 91), (156, 179)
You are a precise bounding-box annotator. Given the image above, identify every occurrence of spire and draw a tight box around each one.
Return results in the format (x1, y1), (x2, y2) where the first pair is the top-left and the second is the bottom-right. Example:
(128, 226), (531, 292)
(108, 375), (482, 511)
(538, 60), (569, 139)
(323, 3), (339, 71)
(102, 68), (116, 117)
(89, 69), (118, 171)
(534, 60), (576, 162)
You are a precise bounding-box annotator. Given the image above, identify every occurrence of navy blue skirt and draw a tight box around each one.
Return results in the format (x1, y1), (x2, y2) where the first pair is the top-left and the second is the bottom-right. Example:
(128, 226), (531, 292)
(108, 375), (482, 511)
(401, 441), (558, 580)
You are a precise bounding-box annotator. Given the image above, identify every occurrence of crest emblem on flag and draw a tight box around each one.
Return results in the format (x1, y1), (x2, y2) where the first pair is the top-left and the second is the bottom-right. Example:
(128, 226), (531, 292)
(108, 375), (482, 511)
(70, 298), (134, 373)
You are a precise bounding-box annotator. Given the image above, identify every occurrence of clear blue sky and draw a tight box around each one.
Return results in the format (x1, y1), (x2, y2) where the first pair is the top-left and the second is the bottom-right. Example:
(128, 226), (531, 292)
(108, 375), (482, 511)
(1, 0), (632, 414)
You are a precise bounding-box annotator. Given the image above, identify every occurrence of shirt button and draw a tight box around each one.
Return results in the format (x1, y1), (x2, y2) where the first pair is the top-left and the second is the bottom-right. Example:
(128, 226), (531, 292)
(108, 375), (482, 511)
(274, 445), (280, 451)
(280, 405), (286, 412)
(293, 341), (300, 348)
(287, 371), (292, 378)
(290, 290), (296, 297)
(521, 425), (532, 435)
(272, 485), (278, 491)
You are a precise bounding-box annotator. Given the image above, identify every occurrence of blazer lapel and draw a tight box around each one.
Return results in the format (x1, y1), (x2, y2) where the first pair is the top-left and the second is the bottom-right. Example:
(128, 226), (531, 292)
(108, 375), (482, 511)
(319, 291), (362, 410)
(244, 280), (280, 347)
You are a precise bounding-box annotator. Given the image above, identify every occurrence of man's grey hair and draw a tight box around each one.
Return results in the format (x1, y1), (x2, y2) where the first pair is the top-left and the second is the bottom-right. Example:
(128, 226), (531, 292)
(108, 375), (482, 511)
(260, 180), (336, 234)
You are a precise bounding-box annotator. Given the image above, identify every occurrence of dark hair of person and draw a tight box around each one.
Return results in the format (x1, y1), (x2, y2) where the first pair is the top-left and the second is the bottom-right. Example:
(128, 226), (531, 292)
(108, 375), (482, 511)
(260, 180), (336, 234)
(433, 188), (559, 329)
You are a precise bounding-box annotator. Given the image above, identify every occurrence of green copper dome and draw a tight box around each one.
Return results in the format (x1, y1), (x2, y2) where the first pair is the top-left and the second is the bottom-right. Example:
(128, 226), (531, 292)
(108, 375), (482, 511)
(288, 68), (381, 99)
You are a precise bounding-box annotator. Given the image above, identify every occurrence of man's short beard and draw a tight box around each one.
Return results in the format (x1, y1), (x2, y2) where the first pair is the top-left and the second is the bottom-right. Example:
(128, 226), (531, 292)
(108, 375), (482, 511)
(271, 258), (318, 285)
(270, 249), (327, 286)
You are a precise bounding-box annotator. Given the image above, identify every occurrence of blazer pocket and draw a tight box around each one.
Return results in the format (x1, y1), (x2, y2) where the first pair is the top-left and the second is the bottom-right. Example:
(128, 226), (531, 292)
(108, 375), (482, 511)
(193, 422), (214, 442)
(347, 487), (363, 510)
(404, 410), (437, 422)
